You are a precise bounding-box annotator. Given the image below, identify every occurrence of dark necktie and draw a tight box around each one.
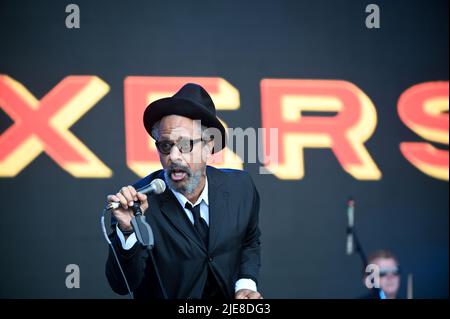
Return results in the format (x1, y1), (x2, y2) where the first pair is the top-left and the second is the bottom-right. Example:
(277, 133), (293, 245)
(185, 202), (209, 247)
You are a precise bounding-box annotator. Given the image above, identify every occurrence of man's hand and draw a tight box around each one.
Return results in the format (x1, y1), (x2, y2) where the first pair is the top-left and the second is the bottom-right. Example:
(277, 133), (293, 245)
(107, 185), (148, 232)
(235, 289), (263, 299)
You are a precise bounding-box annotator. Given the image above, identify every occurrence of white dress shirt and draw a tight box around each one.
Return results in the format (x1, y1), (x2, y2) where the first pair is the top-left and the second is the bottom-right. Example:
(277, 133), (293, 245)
(116, 176), (257, 293)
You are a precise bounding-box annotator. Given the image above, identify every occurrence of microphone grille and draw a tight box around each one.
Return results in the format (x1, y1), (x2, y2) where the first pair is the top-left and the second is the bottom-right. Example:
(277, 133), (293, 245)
(152, 178), (166, 194)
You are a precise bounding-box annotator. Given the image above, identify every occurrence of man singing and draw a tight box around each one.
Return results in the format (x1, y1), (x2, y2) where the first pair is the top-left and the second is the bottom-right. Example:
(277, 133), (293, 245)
(105, 83), (262, 299)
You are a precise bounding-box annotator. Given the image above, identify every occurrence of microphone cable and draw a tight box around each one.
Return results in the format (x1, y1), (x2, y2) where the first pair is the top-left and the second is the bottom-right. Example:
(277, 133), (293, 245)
(101, 207), (134, 299)
(101, 204), (168, 299)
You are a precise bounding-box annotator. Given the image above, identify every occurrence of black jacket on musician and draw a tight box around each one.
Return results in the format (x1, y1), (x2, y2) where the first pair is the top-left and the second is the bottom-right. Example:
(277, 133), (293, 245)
(105, 166), (261, 299)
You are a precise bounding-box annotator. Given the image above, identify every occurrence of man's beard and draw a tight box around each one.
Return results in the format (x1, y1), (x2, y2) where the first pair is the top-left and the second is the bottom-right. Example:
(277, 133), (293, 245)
(164, 162), (204, 196)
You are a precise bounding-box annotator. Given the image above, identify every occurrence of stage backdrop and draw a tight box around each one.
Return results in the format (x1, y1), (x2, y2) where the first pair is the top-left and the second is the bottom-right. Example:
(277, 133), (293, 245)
(0, 0), (448, 298)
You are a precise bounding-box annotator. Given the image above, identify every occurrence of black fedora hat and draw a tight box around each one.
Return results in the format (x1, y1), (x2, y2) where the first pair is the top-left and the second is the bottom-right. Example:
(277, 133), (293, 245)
(143, 83), (226, 152)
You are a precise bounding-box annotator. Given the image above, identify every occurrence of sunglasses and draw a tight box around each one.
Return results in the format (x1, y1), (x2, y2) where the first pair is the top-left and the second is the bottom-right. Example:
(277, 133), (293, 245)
(379, 267), (401, 277)
(155, 138), (204, 155)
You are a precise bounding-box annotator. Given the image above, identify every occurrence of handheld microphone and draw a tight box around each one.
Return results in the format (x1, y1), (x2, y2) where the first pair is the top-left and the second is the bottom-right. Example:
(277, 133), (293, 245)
(107, 178), (166, 210)
(106, 178), (166, 248)
(346, 198), (355, 255)
(100, 178), (168, 299)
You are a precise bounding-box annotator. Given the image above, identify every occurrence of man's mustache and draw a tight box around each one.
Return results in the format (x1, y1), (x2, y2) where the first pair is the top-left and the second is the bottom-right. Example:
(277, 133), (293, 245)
(167, 163), (192, 177)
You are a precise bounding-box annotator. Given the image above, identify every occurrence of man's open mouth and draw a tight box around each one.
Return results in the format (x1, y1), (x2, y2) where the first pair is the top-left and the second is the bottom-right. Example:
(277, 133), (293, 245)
(169, 166), (190, 182)
(171, 170), (187, 181)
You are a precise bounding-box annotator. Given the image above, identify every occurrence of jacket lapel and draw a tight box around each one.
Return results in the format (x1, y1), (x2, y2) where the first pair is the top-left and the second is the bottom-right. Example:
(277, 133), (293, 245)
(207, 166), (229, 252)
(156, 166), (229, 254)
(157, 175), (207, 253)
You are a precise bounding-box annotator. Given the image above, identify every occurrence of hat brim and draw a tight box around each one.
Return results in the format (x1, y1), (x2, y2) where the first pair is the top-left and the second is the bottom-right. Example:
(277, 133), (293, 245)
(143, 97), (226, 153)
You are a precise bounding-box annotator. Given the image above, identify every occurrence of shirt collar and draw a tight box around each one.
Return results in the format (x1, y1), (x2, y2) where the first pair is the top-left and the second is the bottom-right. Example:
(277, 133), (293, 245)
(170, 175), (209, 208)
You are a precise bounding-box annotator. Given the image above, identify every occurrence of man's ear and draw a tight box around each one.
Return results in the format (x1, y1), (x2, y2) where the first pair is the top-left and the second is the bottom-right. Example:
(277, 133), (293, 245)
(202, 140), (214, 162)
(207, 140), (214, 155)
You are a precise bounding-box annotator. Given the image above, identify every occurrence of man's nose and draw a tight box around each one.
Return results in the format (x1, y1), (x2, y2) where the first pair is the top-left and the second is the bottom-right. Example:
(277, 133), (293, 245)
(169, 144), (182, 162)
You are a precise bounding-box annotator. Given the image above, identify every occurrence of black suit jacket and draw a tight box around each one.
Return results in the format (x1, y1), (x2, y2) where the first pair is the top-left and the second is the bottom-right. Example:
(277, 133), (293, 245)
(105, 166), (261, 299)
